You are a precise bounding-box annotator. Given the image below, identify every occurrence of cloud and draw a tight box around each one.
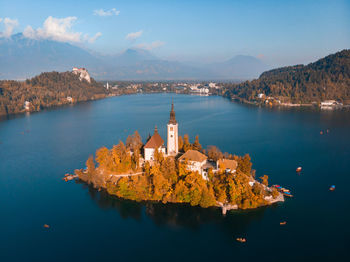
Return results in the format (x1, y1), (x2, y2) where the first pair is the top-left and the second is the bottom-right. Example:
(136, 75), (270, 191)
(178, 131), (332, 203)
(23, 16), (101, 43)
(85, 32), (102, 43)
(23, 25), (36, 38)
(94, 8), (120, 17)
(126, 30), (143, 40)
(136, 41), (165, 50)
(0, 17), (19, 38)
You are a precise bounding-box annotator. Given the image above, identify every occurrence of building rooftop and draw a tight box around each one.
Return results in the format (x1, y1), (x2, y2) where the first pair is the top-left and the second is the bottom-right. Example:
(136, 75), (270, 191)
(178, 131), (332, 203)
(168, 102), (177, 124)
(217, 159), (238, 171)
(179, 149), (207, 162)
(144, 126), (164, 149)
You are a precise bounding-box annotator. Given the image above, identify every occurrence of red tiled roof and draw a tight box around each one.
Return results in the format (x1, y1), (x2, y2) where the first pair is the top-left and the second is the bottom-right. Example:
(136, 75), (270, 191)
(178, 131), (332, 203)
(217, 159), (238, 170)
(144, 130), (164, 149)
(179, 150), (207, 162)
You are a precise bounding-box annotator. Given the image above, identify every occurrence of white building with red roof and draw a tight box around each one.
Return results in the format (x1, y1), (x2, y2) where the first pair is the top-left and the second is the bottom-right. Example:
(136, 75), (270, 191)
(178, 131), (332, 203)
(144, 102), (180, 162)
(144, 126), (166, 161)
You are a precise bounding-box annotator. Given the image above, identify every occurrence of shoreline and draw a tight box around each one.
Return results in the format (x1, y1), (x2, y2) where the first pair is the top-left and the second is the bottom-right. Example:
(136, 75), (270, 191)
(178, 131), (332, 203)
(228, 95), (350, 111)
(3, 90), (348, 121)
(75, 169), (285, 215)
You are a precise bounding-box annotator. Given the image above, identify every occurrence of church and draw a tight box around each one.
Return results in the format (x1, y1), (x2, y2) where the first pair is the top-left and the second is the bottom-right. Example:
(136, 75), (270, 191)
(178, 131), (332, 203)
(144, 102), (179, 161)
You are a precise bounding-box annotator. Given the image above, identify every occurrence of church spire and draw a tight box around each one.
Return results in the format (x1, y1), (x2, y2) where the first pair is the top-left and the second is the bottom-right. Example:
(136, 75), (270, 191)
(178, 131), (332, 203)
(169, 101), (177, 124)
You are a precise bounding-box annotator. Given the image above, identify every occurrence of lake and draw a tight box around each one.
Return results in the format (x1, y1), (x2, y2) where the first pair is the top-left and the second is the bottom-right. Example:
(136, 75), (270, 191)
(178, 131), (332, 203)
(1, 93), (349, 262)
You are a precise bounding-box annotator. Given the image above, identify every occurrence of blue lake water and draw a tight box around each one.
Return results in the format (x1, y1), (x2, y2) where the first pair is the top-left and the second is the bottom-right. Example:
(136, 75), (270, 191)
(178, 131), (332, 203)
(1, 93), (349, 261)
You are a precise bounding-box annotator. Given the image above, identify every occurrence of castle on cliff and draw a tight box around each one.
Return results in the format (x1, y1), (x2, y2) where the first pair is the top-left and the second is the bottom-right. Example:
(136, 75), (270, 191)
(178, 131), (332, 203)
(72, 67), (91, 83)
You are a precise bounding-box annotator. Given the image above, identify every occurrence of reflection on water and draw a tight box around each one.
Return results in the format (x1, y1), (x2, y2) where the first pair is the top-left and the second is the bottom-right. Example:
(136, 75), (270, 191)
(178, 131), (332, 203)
(80, 181), (268, 234)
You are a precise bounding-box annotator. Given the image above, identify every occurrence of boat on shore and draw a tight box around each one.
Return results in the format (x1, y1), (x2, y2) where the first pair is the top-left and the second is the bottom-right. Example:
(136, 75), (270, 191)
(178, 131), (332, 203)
(63, 174), (78, 182)
(272, 185), (293, 197)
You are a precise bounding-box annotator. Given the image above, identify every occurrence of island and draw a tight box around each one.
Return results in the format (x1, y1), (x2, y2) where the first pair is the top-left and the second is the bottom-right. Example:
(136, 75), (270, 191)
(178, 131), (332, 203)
(73, 103), (284, 214)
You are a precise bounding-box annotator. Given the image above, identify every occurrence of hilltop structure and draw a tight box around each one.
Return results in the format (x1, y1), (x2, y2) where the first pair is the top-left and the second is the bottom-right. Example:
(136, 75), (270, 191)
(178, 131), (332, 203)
(72, 67), (91, 83)
(167, 102), (179, 156)
(144, 126), (166, 161)
(179, 149), (208, 179)
(144, 103), (179, 161)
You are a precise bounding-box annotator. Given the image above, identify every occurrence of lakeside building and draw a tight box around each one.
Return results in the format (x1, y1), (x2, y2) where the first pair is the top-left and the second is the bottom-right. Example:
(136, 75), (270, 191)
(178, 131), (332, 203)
(257, 93), (265, 99)
(179, 149), (208, 180)
(24, 101), (31, 111)
(217, 159), (237, 173)
(320, 100), (343, 110)
(144, 126), (166, 161)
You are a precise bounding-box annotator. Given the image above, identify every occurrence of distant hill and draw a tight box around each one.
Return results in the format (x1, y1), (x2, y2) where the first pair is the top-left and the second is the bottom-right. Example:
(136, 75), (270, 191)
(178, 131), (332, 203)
(224, 49), (350, 104)
(0, 33), (267, 80)
(0, 33), (103, 80)
(0, 71), (107, 116)
(207, 55), (270, 80)
(110, 48), (158, 66)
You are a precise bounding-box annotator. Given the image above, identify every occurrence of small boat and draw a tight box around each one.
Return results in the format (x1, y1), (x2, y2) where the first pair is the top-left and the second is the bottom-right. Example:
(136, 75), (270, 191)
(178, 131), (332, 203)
(326, 129), (330, 133)
(283, 191), (293, 197)
(280, 221), (287, 225)
(296, 167), (302, 172)
(320, 131), (323, 135)
(329, 185), (335, 191)
(43, 224), (50, 229)
(236, 238), (246, 243)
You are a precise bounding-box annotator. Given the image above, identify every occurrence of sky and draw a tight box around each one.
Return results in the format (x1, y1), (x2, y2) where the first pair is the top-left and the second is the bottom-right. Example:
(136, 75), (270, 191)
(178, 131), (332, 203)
(0, 0), (349, 67)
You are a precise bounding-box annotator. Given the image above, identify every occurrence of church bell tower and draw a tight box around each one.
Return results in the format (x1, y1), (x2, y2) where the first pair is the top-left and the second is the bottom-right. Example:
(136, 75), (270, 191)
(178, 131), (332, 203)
(167, 102), (178, 156)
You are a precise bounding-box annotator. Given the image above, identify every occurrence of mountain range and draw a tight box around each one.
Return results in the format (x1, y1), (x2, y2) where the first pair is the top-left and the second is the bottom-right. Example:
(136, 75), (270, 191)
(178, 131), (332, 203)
(0, 33), (270, 81)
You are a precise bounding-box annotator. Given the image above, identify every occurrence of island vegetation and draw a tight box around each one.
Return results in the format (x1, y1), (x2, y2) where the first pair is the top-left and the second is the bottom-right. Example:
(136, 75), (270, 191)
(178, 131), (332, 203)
(75, 131), (281, 210)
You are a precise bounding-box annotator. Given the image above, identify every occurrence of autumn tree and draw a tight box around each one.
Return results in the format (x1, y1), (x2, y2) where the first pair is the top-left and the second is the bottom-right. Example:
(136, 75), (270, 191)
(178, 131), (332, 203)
(86, 155), (95, 183)
(192, 135), (202, 151)
(151, 164), (171, 202)
(183, 134), (192, 152)
(237, 154), (253, 175)
(126, 130), (143, 152)
(199, 185), (216, 208)
(207, 145), (223, 161)
(95, 147), (111, 170)
(178, 136), (184, 152)
(260, 175), (269, 186)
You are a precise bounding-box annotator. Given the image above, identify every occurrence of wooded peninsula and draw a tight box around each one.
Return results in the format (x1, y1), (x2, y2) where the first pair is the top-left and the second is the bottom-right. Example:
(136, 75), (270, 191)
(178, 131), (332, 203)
(223, 49), (350, 105)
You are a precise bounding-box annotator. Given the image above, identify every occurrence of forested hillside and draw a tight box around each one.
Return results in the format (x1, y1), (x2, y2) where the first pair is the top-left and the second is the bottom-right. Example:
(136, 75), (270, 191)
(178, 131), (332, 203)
(0, 71), (107, 116)
(224, 49), (350, 104)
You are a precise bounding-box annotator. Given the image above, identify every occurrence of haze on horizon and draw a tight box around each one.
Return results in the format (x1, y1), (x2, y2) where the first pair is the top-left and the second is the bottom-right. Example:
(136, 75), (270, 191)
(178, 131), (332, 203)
(1, 0), (349, 68)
